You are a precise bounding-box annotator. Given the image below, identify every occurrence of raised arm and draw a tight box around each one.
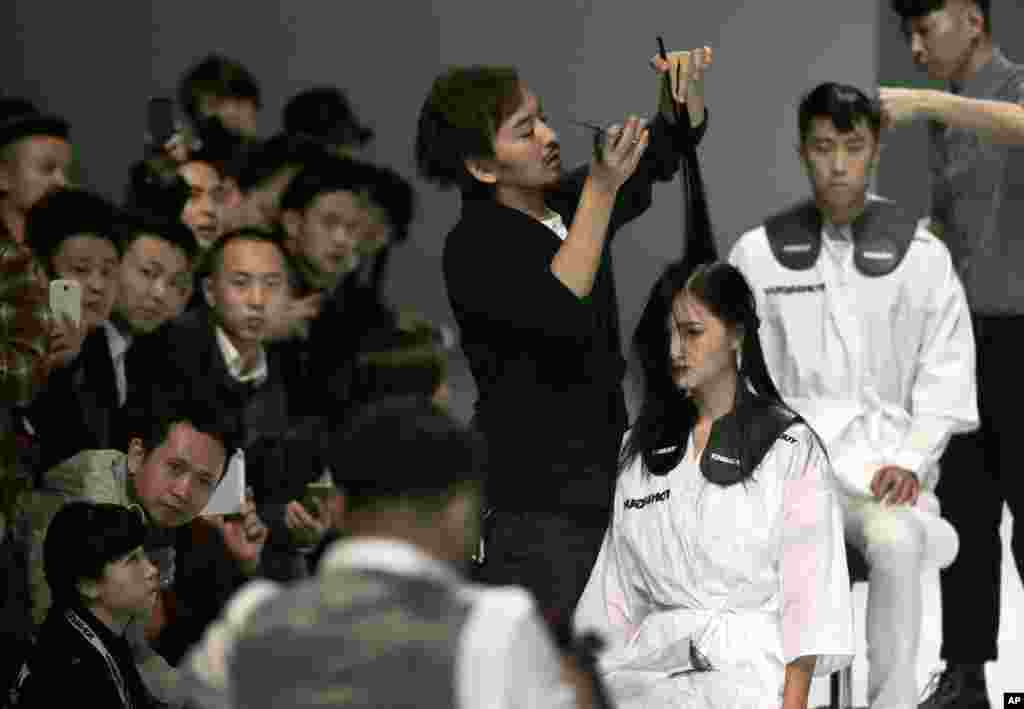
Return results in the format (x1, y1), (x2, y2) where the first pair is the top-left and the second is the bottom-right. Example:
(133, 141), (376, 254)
(879, 84), (1024, 145)
(550, 117), (649, 299)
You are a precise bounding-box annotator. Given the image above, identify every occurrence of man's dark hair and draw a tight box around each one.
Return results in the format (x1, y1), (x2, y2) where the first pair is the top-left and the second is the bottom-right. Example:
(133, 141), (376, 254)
(890, 0), (991, 35)
(119, 210), (201, 268)
(124, 156), (191, 221)
(186, 119), (246, 178)
(798, 82), (882, 144)
(178, 54), (262, 124)
(415, 66), (522, 195)
(201, 226), (289, 280)
(25, 188), (123, 277)
(280, 156), (415, 243)
(330, 396), (487, 512)
(0, 97), (70, 159)
(349, 318), (449, 409)
(279, 155), (376, 214)
(44, 501), (147, 607)
(134, 406), (238, 465)
(283, 86), (373, 149)
(231, 133), (327, 194)
(366, 163), (415, 244)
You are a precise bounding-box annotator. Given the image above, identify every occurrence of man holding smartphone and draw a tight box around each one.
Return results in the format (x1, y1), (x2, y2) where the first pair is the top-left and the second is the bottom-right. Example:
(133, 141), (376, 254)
(415, 46), (712, 630)
(23, 189), (125, 472)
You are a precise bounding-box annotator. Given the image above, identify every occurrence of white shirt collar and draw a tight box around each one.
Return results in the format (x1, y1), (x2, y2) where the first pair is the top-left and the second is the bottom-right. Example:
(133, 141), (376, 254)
(318, 537), (461, 586)
(101, 320), (132, 360)
(214, 326), (268, 385)
(540, 211), (569, 241)
(824, 221), (853, 242)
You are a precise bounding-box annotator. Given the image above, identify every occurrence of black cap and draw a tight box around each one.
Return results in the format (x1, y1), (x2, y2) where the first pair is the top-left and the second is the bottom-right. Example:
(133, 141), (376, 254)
(0, 97), (70, 151)
(283, 87), (373, 149)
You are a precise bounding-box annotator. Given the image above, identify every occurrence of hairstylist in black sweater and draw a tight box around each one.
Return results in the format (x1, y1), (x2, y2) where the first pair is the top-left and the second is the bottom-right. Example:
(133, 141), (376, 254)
(414, 46), (713, 630)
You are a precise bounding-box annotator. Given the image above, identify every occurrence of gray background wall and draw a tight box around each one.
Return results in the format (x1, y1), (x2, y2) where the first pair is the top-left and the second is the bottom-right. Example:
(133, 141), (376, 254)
(4, 0), (881, 420)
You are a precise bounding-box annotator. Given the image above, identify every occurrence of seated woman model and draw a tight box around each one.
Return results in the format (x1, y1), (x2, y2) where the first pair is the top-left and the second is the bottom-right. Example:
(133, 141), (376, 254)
(574, 258), (854, 709)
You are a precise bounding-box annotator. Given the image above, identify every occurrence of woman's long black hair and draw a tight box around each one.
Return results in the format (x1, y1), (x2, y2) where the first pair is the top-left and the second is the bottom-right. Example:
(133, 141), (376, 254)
(623, 261), (791, 482)
(622, 110), (794, 482)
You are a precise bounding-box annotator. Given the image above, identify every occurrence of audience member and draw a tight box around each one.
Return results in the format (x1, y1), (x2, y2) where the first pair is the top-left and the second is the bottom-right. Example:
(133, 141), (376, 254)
(178, 55), (261, 140)
(11, 502), (161, 708)
(113, 212), (199, 339)
(282, 86), (374, 157)
(0, 99), (72, 245)
(0, 97), (67, 700)
(223, 133), (326, 232)
(178, 149), (226, 251)
(274, 156), (414, 408)
(23, 189), (123, 471)
(15, 411), (262, 707)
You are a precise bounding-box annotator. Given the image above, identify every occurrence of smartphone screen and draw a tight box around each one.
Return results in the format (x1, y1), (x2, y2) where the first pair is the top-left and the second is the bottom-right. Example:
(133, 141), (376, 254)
(49, 279), (82, 328)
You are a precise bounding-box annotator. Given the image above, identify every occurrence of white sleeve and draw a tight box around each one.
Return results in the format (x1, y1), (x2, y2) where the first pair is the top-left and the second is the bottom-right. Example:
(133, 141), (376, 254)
(779, 425), (855, 677)
(457, 587), (576, 709)
(572, 469), (647, 656)
(889, 234), (979, 481)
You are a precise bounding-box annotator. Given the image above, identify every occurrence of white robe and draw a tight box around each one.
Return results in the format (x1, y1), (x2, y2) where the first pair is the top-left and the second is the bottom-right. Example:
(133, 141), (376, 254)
(728, 213), (979, 568)
(574, 424), (854, 709)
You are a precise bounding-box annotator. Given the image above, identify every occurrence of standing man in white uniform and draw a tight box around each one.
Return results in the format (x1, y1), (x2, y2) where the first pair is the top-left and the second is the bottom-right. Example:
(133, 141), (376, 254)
(729, 82), (978, 709)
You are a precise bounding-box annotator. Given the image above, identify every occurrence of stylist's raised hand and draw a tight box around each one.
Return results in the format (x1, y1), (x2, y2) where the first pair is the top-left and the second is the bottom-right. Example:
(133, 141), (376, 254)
(651, 46), (713, 127)
(590, 116), (649, 194)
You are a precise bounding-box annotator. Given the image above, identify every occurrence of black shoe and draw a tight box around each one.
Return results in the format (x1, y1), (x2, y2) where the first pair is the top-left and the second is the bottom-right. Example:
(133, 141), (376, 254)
(919, 667), (990, 709)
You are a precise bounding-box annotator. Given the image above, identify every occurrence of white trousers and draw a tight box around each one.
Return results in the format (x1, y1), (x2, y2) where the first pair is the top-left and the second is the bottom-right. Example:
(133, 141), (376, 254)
(842, 496), (926, 709)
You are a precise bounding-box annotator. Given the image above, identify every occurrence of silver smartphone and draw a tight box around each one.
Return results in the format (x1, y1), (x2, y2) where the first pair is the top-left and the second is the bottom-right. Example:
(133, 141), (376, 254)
(49, 279), (82, 328)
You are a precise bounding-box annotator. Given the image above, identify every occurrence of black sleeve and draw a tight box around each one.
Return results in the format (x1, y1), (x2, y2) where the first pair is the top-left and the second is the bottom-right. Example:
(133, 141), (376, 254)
(158, 524), (249, 666)
(24, 351), (89, 471)
(551, 110), (710, 236)
(14, 656), (125, 709)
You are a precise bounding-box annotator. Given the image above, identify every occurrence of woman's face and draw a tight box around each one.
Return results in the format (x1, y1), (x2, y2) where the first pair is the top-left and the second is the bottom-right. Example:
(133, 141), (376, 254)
(668, 290), (739, 395)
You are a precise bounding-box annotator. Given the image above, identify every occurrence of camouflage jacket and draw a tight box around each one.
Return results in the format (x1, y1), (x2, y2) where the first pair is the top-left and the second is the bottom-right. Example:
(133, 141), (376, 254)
(0, 238), (52, 538)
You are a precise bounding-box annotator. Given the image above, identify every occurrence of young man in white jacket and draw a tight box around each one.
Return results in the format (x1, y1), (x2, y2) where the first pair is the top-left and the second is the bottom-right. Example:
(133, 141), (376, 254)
(729, 82), (978, 709)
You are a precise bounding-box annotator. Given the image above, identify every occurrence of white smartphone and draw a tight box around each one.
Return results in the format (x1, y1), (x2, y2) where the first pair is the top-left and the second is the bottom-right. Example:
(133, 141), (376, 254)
(49, 279), (82, 328)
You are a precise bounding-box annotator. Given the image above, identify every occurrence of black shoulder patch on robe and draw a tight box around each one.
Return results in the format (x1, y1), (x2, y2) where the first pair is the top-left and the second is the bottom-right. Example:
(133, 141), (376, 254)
(700, 395), (801, 486)
(764, 199), (917, 277)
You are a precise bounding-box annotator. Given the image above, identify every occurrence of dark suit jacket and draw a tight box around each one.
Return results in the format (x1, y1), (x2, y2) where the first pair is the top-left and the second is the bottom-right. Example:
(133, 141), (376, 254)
(26, 328), (123, 473)
(124, 307), (293, 446)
